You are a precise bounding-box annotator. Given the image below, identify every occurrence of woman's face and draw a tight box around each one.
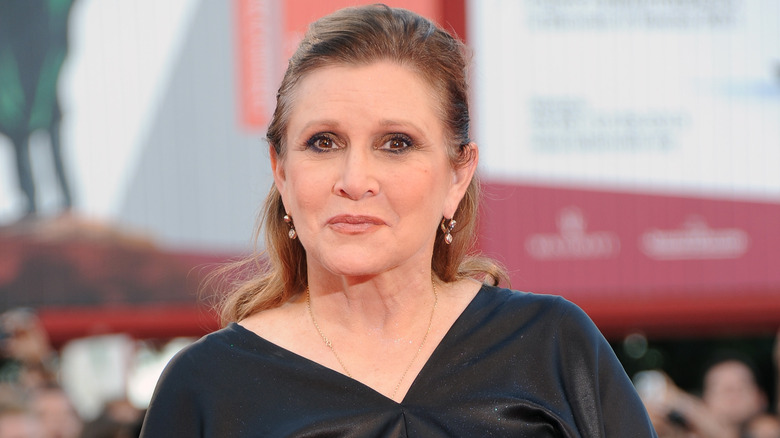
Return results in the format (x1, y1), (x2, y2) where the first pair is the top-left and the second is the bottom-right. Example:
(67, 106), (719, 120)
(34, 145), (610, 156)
(272, 61), (476, 280)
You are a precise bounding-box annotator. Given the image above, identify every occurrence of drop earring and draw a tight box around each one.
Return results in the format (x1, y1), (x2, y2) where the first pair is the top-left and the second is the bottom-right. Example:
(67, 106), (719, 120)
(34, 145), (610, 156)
(440, 217), (456, 244)
(283, 214), (297, 239)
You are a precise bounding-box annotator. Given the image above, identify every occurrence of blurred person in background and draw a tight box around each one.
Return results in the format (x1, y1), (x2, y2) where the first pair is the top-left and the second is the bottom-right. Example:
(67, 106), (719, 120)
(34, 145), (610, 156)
(29, 385), (82, 438)
(0, 404), (42, 438)
(776, 330), (780, 416)
(740, 413), (780, 438)
(1, 311), (85, 438)
(639, 354), (768, 438)
(0, 309), (58, 390)
(742, 332), (780, 438)
(0, 384), (42, 438)
(81, 399), (143, 438)
(703, 357), (768, 434)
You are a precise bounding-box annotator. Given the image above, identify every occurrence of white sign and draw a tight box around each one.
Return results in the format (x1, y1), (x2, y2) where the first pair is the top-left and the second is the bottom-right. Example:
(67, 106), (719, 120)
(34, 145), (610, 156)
(525, 207), (620, 260)
(471, 0), (780, 201)
(640, 216), (749, 260)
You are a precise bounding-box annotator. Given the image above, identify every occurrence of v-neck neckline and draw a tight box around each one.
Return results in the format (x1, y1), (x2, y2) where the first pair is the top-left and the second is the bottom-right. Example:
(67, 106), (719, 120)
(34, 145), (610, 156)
(230, 284), (489, 404)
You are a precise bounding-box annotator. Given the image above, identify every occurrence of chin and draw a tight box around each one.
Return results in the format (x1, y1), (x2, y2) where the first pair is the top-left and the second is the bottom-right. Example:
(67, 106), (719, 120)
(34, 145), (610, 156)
(309, 241), (428, 278)
(322, 262), (388, 278)
(313, 253), (398, 278)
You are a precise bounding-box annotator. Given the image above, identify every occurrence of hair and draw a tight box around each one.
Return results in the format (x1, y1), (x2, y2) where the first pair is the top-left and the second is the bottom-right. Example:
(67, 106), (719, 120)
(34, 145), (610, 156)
(702, 351), (764, 392)
(215, 4), (507, 325)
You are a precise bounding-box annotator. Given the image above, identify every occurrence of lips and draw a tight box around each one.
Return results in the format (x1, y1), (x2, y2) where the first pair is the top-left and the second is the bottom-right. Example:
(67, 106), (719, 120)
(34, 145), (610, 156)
(326, 215), (386, 233)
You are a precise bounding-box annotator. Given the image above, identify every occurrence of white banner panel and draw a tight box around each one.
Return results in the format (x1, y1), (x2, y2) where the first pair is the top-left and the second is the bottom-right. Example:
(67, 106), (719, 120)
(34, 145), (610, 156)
(470, 0), (780, 200)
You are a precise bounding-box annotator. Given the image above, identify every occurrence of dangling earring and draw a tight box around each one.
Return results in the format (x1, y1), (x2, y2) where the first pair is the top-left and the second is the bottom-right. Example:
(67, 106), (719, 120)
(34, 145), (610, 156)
(440, 217), (456, 245)
(283, 214), (297, 240)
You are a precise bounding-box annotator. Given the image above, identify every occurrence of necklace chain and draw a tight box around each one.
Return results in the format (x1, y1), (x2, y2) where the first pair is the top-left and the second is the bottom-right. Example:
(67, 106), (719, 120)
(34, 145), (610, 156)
(306, 280), (439, 400)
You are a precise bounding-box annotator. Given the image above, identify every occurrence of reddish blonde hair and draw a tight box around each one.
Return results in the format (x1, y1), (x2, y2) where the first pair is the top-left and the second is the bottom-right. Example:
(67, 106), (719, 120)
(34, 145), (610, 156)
(216, 4), (505, 324)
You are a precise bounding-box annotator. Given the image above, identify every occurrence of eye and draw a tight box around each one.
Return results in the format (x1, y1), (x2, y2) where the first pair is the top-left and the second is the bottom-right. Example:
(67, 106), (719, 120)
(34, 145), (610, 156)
(379, 134), (414, 153)
(306, 133), (340, 152)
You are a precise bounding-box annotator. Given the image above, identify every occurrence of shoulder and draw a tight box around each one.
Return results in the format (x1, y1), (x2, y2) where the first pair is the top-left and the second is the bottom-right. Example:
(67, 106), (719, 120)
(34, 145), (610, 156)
(142, 327), (245, 435)
(462, 286), (657, 435)
(466, 285), (609, 356)
(177, 324), (246, 357)
(144, 324), (263, 414)
(447, 284), (604, 359)
(155, 324), (258, 382)
(473, 284), (590, 328)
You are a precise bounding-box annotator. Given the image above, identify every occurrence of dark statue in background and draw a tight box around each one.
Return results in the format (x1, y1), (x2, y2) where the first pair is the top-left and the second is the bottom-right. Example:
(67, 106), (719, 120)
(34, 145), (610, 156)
(0, 0), (75, 218)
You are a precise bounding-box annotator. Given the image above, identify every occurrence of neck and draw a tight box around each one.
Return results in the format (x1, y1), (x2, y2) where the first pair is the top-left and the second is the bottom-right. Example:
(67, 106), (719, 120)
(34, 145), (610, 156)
(304, 268), (438, 337)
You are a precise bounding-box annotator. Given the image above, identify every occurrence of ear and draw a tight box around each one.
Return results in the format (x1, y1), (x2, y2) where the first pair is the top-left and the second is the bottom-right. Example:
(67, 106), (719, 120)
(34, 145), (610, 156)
(270, 144), (286, 192)
(443, 142), (478, 218)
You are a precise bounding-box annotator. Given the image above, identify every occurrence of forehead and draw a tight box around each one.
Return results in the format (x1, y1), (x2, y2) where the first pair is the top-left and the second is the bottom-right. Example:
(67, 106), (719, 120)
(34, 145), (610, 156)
(286, 61), (445, 130)
(705, 361), (755, 386)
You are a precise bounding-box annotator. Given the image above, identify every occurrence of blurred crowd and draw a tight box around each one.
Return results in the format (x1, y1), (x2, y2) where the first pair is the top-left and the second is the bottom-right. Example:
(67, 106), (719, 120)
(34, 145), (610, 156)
(637, 334), (780, 438)
(0, 309), (145, 438)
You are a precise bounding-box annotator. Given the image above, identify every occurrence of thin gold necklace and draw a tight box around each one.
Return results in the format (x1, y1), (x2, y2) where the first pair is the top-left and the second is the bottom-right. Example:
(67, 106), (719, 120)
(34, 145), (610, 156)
(306, 280), (439, 400)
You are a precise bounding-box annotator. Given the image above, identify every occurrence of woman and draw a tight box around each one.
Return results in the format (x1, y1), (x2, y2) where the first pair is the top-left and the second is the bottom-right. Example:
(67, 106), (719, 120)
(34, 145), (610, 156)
(141, 5), (656, 437)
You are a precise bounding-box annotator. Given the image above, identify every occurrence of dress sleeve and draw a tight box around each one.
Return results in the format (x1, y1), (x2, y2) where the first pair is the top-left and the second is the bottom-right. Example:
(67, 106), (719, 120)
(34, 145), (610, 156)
(554, 298), (658, 437)
(140, 347), (204, 438)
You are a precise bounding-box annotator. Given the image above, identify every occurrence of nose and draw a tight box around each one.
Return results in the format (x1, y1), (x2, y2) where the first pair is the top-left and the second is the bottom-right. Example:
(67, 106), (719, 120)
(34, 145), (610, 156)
(333, 147), (379, 200)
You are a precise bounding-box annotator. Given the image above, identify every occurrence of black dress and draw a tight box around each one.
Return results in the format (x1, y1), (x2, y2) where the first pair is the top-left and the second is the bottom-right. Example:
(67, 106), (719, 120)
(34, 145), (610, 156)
(140, 286), (657, 437)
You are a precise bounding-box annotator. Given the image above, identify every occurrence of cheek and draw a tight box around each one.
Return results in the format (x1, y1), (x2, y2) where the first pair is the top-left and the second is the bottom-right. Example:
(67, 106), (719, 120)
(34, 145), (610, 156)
(287, 176), (326, 213)
(277, 164), (308, 210)
(386, 166), (445, 217)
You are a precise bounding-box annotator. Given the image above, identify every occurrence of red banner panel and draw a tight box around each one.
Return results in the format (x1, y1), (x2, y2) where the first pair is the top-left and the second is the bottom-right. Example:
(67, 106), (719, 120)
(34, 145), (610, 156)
(235, 0), (282, 129)
(479, 182), (780, 337)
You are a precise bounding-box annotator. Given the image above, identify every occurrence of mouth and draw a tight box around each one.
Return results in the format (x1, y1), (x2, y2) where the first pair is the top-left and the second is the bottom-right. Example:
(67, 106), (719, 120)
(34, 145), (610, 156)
(326, 215), (386, 233)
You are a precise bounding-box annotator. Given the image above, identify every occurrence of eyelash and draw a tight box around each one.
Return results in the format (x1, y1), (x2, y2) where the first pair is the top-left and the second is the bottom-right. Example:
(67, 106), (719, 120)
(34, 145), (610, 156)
(305, 133), (338, 152)
(380, 134), (415, 154)
(304, 133), (416, 154)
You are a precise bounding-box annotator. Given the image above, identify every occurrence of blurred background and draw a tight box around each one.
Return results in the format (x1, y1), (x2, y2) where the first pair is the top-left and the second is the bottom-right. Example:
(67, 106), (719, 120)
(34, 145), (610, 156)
(1, 0), (778, 436)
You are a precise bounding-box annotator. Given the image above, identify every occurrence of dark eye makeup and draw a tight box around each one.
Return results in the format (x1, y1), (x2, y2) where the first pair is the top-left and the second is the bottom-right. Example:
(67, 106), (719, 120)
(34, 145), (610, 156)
(379, 133), (415, 154)
(303, 132), (417, 154)
(305, 133), (339, 152)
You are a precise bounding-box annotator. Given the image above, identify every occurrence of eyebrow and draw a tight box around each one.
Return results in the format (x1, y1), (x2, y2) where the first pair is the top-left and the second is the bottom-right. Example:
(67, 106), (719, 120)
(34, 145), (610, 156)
(297, 118), (426, 134)
(377, 119), (423, 130)
(299, 119), (341, 132)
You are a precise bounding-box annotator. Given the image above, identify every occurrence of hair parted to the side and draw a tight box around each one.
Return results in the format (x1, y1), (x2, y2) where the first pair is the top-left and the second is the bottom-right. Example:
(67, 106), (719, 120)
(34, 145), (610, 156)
(215, 4), (507, 325)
